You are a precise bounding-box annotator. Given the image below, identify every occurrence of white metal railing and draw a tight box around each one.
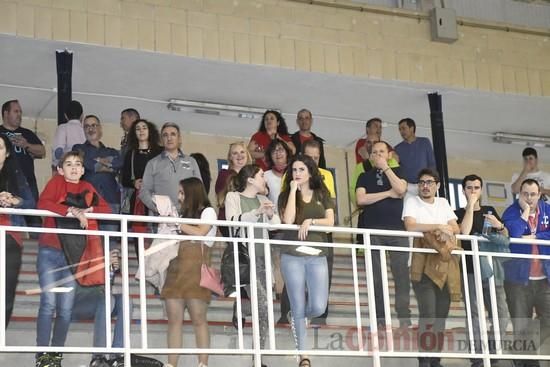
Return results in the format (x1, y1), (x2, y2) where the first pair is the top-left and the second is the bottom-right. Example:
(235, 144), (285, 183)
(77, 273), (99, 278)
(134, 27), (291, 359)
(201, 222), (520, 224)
(1, 208), (550, 367)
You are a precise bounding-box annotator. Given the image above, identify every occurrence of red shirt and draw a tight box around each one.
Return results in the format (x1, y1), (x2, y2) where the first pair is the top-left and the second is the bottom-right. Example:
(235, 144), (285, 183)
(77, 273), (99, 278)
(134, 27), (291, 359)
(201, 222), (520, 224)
(250, 131), (292, 171)
(355, 138), (368, 164)
(299, 134), (313, 145)
(37, 175), (111, 249)
(528, 212), (544, 278)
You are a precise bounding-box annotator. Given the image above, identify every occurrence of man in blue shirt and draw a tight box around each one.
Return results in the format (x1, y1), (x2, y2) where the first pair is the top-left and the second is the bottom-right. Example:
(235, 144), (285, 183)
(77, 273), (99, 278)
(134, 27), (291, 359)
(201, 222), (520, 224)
(394, 118), (436, 186)
(72, 115), (122, 216)
(502, 178), (550, 367)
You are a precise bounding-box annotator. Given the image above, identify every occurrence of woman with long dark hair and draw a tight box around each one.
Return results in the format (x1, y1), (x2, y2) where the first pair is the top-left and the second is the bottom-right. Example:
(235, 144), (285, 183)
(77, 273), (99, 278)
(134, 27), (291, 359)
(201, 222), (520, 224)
(248, 110), (295, 171)
(121, 119), (162, 215)
(0, 134), (35, 327)
(264, 138), (293, 297)
(225, 164), (280, 365)
(190, 152), (212, 194)
(278, 155), (335, 367)
(162, 177), (217, 367)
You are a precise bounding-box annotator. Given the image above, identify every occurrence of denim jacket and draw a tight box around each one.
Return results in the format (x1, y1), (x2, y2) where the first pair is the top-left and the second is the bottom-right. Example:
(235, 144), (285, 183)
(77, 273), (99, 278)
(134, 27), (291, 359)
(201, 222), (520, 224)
(11, 168), (35, 226)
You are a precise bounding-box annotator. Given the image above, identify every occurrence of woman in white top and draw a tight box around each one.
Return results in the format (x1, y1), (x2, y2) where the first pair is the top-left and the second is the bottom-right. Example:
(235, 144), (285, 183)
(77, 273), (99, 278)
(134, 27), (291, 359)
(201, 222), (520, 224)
(225, 164), (280, 366)
(162, 177), (217, 367)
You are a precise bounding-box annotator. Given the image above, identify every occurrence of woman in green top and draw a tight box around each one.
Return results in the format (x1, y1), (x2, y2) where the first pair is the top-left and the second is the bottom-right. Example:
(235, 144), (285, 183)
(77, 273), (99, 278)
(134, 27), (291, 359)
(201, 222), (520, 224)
(278, 155), (335, 367)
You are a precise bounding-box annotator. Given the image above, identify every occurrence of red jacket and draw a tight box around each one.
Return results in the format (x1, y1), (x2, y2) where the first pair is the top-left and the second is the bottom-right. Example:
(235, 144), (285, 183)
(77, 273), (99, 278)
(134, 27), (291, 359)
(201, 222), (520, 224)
(38, 175), (112, 285)
(37, 175), (111, 249)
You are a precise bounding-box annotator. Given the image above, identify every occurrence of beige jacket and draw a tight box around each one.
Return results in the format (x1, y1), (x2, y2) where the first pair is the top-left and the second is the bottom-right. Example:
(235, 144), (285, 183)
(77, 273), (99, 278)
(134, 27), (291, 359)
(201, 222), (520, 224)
(224, 191), (280, 244)
(410, 230), (462, 302)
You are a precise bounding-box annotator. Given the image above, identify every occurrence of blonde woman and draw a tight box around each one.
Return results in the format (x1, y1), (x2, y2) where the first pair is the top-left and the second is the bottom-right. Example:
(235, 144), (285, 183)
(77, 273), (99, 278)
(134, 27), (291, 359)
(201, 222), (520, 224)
(215, 141), (252, 237)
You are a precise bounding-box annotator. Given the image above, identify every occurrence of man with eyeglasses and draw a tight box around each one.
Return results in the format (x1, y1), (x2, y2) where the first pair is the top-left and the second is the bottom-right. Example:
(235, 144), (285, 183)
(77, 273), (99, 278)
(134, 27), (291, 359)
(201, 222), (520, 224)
(511, 148), (550, 203)
(455, 174), (509, 367)
(71, 115), (124, 366)
(72, 115), (122, 215)
(502, 178), (550, 367)
(355, 141), (411, 328)
(402, 168), (460, 367)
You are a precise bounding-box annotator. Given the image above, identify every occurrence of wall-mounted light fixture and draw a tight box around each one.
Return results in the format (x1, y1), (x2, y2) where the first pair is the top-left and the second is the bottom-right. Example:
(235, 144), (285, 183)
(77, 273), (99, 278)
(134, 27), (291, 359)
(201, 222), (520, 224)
(493, 132), (550, 147)
(167, 99), (268, 119)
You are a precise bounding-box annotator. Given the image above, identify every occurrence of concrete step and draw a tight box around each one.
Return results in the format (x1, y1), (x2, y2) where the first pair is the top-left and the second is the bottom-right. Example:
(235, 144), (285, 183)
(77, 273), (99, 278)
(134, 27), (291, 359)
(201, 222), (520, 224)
(2, 321), (519, 367)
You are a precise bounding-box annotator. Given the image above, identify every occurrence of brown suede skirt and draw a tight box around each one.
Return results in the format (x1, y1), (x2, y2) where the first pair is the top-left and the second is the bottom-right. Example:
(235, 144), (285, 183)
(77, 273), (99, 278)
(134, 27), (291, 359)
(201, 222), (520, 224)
(161, 240), (211, 302)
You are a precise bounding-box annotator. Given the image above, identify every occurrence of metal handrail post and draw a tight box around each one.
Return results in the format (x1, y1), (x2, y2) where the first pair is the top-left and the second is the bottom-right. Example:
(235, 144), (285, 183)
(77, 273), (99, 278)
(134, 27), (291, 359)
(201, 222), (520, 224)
(120, 217), (131, 366)
(363, 229), (381, 367)
(247, 223), (262, 367)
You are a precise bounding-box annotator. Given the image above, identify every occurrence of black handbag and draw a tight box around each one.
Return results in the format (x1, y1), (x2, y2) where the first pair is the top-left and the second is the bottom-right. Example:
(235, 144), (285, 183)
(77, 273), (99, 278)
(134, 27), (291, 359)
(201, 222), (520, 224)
(221, 219), (250, 297)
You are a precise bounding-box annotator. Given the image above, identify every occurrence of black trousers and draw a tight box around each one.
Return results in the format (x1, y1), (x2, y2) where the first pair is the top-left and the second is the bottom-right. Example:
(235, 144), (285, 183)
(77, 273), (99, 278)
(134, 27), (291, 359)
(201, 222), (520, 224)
(3, 234), (22, 328)
(412, 274), (450, 366)
(503, 280), (550, 367)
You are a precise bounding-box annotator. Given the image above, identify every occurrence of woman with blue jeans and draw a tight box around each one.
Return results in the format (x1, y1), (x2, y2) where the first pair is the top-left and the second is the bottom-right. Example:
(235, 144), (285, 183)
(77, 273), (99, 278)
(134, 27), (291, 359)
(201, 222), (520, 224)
(278, 155), (335, 367)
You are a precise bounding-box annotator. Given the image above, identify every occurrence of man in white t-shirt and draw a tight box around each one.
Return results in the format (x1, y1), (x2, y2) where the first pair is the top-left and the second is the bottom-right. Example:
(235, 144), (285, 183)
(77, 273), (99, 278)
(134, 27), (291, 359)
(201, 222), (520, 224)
(402, 168), (460, 367)
(511, 147), (550, 202)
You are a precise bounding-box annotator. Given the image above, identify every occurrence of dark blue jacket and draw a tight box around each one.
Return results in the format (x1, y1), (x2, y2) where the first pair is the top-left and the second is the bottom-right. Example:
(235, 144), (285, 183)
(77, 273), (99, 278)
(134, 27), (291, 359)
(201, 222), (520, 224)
(502, 200), (550, 284)
(72, 141), (122, 205)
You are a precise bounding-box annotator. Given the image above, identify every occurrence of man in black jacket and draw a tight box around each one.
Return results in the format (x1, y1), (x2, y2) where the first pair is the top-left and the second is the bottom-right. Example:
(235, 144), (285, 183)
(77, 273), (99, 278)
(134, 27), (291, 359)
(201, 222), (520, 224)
(291, 108), (326, 169)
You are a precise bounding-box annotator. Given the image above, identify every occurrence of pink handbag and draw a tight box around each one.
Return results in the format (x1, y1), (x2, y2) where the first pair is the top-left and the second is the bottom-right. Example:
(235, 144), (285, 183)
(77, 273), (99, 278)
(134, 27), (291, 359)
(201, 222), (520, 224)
(199, 245), (224, 296)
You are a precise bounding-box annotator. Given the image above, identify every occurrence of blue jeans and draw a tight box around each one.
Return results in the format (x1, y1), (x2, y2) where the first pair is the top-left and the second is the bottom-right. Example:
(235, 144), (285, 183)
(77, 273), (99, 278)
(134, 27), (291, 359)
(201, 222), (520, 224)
(72, 288), (126, 357)
(281, 254), (328, 350)
(36, 246), (76, 347)
(462, 274), (510, 365)
(100, 203), (121, 248)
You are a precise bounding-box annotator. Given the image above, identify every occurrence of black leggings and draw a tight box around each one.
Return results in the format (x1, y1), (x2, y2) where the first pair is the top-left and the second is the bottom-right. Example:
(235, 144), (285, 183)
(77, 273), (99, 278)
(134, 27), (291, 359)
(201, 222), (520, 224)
(4, 234), (22, 328)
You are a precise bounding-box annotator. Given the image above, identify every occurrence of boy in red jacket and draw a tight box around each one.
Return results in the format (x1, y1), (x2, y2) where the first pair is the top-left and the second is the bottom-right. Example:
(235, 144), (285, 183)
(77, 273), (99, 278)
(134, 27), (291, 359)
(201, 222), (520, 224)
(35, 151), (111, 367)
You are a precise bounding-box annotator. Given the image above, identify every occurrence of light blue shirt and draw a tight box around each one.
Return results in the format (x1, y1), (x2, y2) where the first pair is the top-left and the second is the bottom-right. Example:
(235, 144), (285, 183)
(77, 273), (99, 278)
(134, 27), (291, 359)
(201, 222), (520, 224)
(394, 137), (436, 183)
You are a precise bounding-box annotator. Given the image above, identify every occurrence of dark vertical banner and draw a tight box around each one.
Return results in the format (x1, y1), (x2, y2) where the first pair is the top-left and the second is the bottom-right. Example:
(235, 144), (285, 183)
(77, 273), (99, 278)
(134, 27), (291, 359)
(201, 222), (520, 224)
(428, 92), (450, 201)
(56, 49), (73, 125)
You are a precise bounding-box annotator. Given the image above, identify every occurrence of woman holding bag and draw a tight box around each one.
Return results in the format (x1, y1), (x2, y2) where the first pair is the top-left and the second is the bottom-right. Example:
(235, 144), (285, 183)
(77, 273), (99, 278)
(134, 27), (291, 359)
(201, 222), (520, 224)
(225, 164), (280, 366)
(162, 177), (217, 367)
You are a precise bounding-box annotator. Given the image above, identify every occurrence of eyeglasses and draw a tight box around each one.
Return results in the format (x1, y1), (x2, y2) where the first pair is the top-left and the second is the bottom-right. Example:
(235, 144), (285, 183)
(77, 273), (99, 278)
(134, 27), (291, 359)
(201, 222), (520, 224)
(418, 180), (438, 187)
(84, 124), (99, 130)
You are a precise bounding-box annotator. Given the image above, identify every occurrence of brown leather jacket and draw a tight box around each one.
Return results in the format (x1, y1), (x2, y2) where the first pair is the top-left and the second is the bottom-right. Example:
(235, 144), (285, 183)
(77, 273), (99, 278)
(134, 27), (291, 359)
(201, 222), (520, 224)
(410, 230), (462, 302)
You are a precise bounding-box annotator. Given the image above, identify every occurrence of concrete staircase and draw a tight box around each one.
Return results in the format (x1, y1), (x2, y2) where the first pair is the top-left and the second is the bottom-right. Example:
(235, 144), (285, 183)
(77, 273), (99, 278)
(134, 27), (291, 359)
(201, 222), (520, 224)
(2, 238), (512, 367)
